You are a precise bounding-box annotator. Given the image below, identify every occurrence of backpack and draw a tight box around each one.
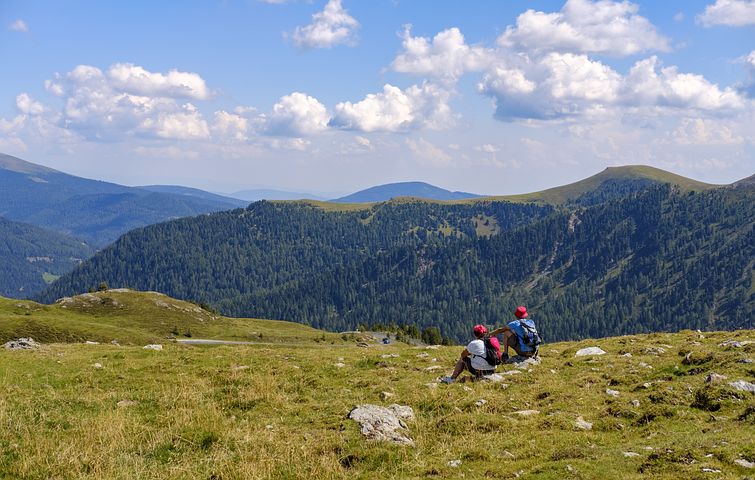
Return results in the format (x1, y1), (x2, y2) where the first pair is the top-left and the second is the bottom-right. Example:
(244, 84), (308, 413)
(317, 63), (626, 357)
(482, 336), (502, 366)
(517, 318), (543, 350)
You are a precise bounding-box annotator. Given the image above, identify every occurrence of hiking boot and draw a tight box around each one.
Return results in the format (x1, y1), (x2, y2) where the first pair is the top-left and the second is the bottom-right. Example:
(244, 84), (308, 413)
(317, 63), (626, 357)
(502, 353), (510, 362)
(440, 376), (455, 384)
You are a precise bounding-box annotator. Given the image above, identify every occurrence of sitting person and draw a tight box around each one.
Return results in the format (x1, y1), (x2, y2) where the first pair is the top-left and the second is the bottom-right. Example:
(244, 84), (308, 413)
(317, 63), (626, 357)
(441, 324), (497, 383)
(489, 306), (540, 360)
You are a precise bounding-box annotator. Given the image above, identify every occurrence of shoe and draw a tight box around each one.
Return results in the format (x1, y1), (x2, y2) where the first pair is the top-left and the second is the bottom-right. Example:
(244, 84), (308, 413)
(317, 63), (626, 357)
(502, 353), (510, 362)
(440, 376), (455, 384)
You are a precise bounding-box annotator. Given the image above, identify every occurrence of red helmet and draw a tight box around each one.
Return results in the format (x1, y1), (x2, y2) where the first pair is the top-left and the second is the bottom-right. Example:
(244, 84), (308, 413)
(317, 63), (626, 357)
(473, 324), (487, 336)
(515, 306), (528, 318)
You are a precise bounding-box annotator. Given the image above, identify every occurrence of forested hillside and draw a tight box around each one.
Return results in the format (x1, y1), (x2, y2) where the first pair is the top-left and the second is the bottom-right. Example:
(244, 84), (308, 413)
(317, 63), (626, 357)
(40, 183), (754, 342)
(0, 217), (94, 298)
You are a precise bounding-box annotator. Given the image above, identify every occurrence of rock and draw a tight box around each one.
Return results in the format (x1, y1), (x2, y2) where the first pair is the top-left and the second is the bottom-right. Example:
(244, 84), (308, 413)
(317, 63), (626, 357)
(501, 451), (515, 459)
(575, 347), (606, 357)
(85, 341), (100, 345)
(117, 400), (138, 408)
(462, 386), (473, 392)
(622, 353), (632, 357)
(231, 365), (249, 372)
(110, 340), (120, 346)
(502, 370), (521, 376)
(348, 404), (415, 446)
(380, 391), (394, 401)
(638, 362), (653, 369)
(640, 382), (652, 389)
(511, 356), (542, 369)
(719, 340), (754, 348)
(142, 344), (162, 351)
(729, 380), (755, 393)
(704, 373), (728, 385)
(356, 342), (369, 348)
(701, 468), (721, 473)
(512, 410), (540, 416)
(380, 354), (399, 359)
(334, 363), (346, 368)
(623, 452), (640, 458)
(425, 383), (438, 389)
(424, 366), (443, 371)
(630, 399), (641, 408)
(606, 389), (620, 397)
(92, 363), (103, 369)
(416, 353), (429, 358)
(448, 460), (462, 468)
(3, 338), (40, 350)
(482, 373), (506, 383)
(265, 424), (273, 430)
(644, 347), (666, 355)
(475, 399), (487, 407)
(425, 345), (440, 350)
(734, 459), (755, 469)
(737, 358), (753, 364)
(575, 416), (592, 430)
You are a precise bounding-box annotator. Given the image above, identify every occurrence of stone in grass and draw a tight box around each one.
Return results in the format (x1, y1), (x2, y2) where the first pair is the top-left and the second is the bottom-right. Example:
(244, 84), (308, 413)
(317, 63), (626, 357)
(348, 404), (415, 446)
(448, 460), (462, 468)
(117, 400), (138, 408)
(512, 410), (540, 416)
(734, 459), (754, 469)
(380, 391), (394, 401)
(475, 399), (488, 407)
(575, 416), (592, 430)
(644, 347), (666, 356)
(729, 380), (755, 393)
(623, 452), (640, 458)
(3, 338), (40, 350)
(92, 363), (103, 369)
(704, 373), (727, 385)
(142, 344), (162, 351)
(575, 347), (606, 357)
(606, 389), (620, 397)
(737, 358), (753, 364)
(334, 363), (346, 368)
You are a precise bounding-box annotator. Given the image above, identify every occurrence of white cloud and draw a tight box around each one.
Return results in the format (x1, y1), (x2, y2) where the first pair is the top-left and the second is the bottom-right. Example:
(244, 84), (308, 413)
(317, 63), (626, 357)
(16, 93), (46, 115)
(331, 83), (454, 132)
(669, 118), (745, 145)
(9, 19), (28, 32)
(498, 0), (670, 56)
(354, 135), (373, 149)
(39, 64), (213, 141)
(478, 54), (748, 121)
(697, 0), (755, 27)
(406, 138), (453, 167)
(268, 137), (312, 151)
(265, 92), (330, 136)
(292, 0), (360, 49)
(391, 26), (493, 83)
(213, 110), (249, 142)
(475, 144), (500, 153)
(107, 63), (211, 100)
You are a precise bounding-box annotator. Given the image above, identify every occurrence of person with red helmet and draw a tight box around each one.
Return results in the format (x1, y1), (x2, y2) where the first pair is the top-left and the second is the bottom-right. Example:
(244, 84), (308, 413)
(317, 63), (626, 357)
(489, 305), (540, 360)
(440, 324), (498, 384)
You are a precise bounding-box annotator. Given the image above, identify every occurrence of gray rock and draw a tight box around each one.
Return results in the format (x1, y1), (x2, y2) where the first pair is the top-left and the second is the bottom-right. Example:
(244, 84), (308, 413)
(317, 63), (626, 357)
(606, 389), (620, 397)
(623, 452), (640, 458)
(424, 365), (443, 371)
(92, 363), (103, 369)
(729, 380), (755, 393)
(142, 344), (163, 351)
(630, 399), (641, 407)
(475, 399), (488, 407)
(512, 409), (540, 416)
(85, 341), (100, 345)
(117, 400), (138, 408)
(348, 404), (415, 446)
(3, 338), (40, 350)
(705, 373), (728, 385)
(575, 347), (606, 357)
(481, 373), (506, 383)
(380, 353), (399, 359)
(334, 362), (346, 368)
(448, 460), (462, 468)
(380, 391), (394, 401)
(575, 416), (592, 430)
(734, 459), (754, 469)
(719, 340), (754, 348)
(737, 358), (753, 364)
(644, 347), (666, 355)
(511, 356), (542, 369)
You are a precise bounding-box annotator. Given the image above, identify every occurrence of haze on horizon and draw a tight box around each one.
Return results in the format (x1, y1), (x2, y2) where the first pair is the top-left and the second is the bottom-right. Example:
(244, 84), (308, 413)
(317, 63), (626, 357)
(1, 0), (753, 196)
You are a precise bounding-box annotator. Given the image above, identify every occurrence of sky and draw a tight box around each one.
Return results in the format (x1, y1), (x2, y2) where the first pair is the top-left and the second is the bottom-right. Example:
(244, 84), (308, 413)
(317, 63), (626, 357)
(1, 0), (754, 196)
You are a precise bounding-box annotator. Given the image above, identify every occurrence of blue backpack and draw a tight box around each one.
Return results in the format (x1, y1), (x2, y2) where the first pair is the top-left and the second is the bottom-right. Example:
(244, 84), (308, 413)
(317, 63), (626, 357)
(507, 318), (543, 353)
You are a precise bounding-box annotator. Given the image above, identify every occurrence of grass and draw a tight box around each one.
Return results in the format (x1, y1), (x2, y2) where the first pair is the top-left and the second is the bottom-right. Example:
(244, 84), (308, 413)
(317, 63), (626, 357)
(0, 295), (753, 479)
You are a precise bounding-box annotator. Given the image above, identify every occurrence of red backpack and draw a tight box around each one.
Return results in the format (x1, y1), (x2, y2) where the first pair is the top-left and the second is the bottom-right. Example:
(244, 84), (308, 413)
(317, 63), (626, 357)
(483, 336), (502, 366)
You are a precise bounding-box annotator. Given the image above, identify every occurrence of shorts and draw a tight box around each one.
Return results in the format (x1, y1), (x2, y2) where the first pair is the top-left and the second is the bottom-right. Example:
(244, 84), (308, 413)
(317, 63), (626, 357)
(463, 357), (495, 377)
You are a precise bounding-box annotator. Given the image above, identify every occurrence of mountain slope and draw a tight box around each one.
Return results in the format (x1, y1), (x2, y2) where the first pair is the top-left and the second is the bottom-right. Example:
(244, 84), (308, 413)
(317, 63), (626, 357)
(484, 165), (719, 205)
(0, 153), (242, 246)
(0, 217), (94, 298)
(332, 181), (481, 203)
(40, 183), (753, 342)
(138, 185), (247, 208)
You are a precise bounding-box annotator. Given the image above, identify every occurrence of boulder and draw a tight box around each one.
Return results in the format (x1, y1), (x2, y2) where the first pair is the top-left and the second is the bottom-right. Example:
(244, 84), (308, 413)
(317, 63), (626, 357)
(575, 347), (606, 357)
(348, 404), (415, 446)
(719, 340), (754, 348)
(510, 356), (542, 369)
(729, 380), (755, 393)
(734, 459), (754, 469)
(3, 338), (40, 350)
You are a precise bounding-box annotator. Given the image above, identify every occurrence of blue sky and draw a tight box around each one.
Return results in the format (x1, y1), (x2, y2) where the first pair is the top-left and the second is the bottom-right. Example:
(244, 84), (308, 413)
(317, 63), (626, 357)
(1, 0), (753, 196)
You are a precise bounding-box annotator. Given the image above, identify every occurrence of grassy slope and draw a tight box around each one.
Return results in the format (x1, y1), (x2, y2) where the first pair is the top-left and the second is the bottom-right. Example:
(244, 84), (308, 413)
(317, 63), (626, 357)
(0, 326), (752, 479)
(279, 165), (719, 211)
(0, 290), (343, 345)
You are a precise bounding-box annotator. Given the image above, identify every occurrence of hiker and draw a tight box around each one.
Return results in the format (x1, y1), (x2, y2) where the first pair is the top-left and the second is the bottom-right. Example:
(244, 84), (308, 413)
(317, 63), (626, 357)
(489, 306), (541, 360)
(441, 324), (499, 383)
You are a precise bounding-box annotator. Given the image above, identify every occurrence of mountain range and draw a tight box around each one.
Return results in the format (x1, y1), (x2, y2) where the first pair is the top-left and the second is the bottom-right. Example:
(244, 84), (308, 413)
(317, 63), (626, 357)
(39, 168), (754, 342)
(332, 181), (481, 203)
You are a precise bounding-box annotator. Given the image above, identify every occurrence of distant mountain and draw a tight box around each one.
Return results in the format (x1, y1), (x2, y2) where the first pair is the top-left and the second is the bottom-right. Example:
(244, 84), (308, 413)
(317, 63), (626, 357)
(139, 185), (247, 208)
(486, 165), (718, 205)
(332, 181), (481, 203)
(0, 216), (94, 299)
(229, 188), (326, 202)
(0, 153), (243, 247)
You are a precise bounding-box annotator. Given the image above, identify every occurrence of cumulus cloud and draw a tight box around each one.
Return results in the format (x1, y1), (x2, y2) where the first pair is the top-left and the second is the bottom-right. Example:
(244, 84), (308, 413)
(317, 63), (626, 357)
(213, 110), (250, 142)
(406, 138), (453, 167)
(697, 0), (755, 27)
(478, 54), (747, 121)
(498, 0), (669, 56)
(669, 118), (745, 145)
(9, 19), (28, 32)
(331, 83), (454, 132)
(264, 92), (330, 136)
(39, 64), (212, 141)
(292, 0), (360, 49)
(391, 26), (493, 83)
